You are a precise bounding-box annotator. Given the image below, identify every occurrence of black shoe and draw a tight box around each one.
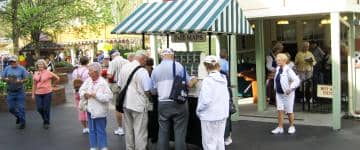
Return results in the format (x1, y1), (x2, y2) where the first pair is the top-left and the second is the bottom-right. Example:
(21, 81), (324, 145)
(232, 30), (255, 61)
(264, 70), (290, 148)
(16, 118), (20, 125)
(18, 123), (25, 129)
(43, 123), (49, 129)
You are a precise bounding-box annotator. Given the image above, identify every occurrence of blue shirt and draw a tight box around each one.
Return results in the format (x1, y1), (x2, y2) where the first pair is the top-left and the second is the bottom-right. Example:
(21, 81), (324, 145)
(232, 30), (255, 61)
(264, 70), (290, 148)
(275, 68), (284, 94)
(2, 65), (29, 92)
(151, 59), (190, 102)
(220, 58), (229, 74)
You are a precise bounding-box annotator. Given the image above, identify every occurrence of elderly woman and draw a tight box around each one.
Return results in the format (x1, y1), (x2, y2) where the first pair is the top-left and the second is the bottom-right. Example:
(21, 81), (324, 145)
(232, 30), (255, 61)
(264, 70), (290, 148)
(271, 53), (300, 134)
(79, 62), (112, 150)
(197, 55), (229, 150)
(72, 56), (90, 133)
(32, 59), (60, 129)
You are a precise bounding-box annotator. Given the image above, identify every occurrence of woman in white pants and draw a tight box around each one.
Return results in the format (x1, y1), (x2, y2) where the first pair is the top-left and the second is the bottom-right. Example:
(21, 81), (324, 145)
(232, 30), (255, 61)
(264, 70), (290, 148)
(271, 53), (300, 134)
(197, 55), (229, 150)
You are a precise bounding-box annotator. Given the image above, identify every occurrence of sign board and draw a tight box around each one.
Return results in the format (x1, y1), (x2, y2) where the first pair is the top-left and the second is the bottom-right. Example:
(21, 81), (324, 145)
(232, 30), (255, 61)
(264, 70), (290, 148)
(317, 85), (332, 98)
(172, 33), (206, 43)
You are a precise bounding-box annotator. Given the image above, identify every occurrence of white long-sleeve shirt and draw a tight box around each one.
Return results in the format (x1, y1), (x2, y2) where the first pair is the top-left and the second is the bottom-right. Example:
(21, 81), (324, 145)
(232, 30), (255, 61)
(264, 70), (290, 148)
(274, 65), (300, 94)
(197, 71), (229, 121)
(79, 77), (113, 118)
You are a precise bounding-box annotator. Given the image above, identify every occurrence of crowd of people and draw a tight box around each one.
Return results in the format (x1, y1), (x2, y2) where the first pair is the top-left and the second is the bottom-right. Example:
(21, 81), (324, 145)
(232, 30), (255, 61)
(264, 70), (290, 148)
(2, 42), (357, 150)
(70, 48), (233, 150)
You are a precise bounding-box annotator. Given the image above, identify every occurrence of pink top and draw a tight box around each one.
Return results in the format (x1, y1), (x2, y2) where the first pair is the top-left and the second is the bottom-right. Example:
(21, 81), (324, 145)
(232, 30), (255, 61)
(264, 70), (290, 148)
(33, 70), (53, 94)
(72, 66), (89, 82)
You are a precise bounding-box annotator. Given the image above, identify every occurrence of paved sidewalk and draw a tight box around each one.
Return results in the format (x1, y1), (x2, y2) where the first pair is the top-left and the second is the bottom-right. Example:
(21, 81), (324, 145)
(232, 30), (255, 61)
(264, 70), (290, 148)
(0, 74), (359, 150)
(1, 104), (360, 150)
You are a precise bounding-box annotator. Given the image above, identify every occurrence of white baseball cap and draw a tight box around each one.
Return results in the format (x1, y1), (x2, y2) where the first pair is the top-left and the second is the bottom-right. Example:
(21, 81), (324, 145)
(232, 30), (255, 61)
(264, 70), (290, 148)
(161, 48), (174, 55)
(204, 55), (219, 64)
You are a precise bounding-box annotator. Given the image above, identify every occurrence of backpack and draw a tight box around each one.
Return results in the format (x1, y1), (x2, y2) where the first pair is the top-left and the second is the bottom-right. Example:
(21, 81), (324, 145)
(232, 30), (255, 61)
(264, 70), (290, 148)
(169, 61), (188, 104)
(73, 69), (85, 91)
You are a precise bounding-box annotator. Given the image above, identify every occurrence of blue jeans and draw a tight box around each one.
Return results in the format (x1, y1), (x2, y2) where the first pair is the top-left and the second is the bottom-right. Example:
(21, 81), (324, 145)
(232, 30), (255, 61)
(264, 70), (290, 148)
(87, 113), (107, 149)
(35, 92), (52, 124)
(6, 91), (26, 124)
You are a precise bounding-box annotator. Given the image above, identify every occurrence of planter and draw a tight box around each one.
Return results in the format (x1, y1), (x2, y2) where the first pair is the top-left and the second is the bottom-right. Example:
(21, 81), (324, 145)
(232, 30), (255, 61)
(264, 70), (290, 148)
(56, 73), (68, 85)
(55, 67), (74, 74)
(0, 85), (66, 112)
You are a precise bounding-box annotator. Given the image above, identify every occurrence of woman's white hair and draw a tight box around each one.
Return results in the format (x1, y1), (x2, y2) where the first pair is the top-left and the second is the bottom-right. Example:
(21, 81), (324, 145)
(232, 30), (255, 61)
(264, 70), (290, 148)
(88, 62), (102, 74)
(276, 53), (289, 62)
(36, 59), (47, 67)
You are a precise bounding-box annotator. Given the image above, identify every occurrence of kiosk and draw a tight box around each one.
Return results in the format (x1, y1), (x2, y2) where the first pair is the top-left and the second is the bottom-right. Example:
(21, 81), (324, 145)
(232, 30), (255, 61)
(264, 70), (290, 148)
(111, 0), (254, 148)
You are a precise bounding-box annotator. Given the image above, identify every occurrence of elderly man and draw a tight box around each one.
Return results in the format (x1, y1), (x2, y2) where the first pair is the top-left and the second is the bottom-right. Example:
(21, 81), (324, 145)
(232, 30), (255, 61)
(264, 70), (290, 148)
(127, 52), (136, 62)
(107, 50), (129, 135)
(118, 50), (152, 150)
(79, 62), (113, 150)
(151, 48), (197, 150)
(2, 56), (29, 129)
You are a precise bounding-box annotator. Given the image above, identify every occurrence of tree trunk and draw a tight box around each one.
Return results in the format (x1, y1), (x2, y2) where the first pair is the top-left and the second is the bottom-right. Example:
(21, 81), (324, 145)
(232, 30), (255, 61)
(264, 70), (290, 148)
(31, 30), (41, 57)
(11, 0), (20, 54)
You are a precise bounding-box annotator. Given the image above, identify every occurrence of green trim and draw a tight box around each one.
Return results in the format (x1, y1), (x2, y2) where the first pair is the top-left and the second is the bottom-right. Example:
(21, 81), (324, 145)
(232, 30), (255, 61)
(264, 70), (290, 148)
(255, 19), (266, 112)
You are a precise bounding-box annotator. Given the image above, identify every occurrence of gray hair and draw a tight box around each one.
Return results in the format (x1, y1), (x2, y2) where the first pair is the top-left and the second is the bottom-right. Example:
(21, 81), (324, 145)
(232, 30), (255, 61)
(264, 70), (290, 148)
(127, 52), (135, 58)
(135, 50), (147, 58)
(36, 59), (47, 67)
(88, 62), (102, 74)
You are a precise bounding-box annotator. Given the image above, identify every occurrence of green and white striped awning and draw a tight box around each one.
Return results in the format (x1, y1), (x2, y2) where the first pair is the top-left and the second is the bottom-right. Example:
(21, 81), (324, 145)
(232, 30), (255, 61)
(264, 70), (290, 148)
(111, 0), (253, 35)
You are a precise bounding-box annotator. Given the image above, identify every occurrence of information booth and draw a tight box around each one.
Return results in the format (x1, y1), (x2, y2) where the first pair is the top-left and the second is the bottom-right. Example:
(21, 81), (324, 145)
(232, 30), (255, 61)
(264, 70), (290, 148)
(111, 0), (253, 148)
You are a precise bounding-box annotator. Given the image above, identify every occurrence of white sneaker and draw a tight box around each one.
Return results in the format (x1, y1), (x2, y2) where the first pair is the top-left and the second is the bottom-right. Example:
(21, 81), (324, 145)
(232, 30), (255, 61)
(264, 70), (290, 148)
(100, 148), (108, 150)
(224, 136), (232, 146)
(82, 128), (89, 134)
(288, 126), (296, 134)
(271, 127), (284, 134)
(114, 127), (125, 135)
(90, 148), (97, 150)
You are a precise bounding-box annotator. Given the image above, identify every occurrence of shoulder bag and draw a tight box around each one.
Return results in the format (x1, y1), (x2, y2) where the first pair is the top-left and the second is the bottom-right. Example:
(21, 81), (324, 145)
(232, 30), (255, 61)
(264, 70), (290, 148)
(116, 66), (143, 113)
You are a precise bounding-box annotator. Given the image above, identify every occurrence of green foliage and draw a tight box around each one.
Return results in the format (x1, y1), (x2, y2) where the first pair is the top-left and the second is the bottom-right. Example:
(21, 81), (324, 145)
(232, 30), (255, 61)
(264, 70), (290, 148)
(1, 0), (114, 41)
(0, 74), (33, 94)
(24, 74), (33, 91)
(0, 80), (7, 94)
(54, 61), (73, 68)
(54, 61), (72, 68)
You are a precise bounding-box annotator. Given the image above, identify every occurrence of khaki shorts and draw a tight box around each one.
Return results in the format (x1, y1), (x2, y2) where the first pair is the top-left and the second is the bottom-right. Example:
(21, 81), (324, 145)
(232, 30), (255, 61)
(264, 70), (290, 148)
(110, 83), (120, 105)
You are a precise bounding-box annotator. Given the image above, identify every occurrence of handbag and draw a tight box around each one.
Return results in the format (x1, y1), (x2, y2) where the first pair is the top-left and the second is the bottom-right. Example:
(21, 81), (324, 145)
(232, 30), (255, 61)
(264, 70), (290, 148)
(169, 60), (188, 104)
(79, 98), (88, 112)
(116, 66), (143, 113)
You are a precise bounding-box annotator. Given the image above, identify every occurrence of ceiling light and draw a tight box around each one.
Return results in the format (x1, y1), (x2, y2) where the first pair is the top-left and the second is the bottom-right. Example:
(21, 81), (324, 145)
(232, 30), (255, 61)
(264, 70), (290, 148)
(277, 20), (289, 25)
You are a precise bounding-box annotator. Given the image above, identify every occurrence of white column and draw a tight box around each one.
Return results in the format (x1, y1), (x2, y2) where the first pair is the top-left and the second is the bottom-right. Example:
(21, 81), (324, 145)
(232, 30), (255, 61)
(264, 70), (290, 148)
(215, 35), (221, 58)
(150, 35), (159, 65)
(70, 48), (75, 65)
(330, 12), (341, 130)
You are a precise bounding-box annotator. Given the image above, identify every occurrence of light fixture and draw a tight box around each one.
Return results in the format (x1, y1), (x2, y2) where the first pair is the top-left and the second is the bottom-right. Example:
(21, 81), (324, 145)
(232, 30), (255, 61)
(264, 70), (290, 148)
(303, 21), (307, 24)
(277, 20), (289, 25)
(320, 19), (331, 24)
(342, 16), (348, 21)
(251, 24), (255, 28)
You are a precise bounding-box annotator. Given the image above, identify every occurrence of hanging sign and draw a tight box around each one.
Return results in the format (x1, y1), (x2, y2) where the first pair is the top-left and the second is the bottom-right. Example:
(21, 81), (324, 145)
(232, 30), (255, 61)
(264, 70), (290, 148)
(172, 33), (206, 43)
(317, 85), (333, 98)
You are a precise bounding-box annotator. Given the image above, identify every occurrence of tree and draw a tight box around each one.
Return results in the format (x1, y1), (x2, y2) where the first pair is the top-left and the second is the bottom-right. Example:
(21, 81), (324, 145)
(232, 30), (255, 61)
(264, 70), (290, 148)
(1, 0), (113, 55)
